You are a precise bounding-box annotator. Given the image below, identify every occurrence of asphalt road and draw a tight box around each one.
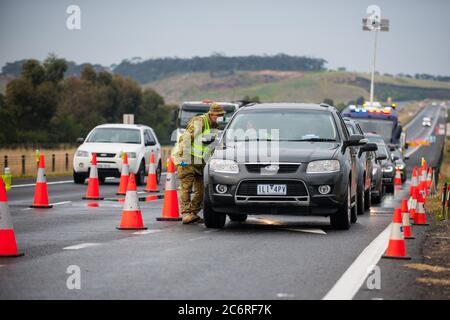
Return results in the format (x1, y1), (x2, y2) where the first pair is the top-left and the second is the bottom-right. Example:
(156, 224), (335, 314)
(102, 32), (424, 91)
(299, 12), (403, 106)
(0, 104), (446, 300)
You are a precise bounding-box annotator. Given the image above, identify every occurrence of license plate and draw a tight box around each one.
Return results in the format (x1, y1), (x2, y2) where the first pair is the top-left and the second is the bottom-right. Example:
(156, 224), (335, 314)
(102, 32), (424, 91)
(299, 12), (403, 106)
(97, 163), (112, 169)
(257, 184), (287, 195)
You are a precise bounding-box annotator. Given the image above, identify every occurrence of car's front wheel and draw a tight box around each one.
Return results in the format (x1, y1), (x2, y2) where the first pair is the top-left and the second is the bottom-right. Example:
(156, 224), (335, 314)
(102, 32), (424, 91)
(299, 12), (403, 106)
(364, 187), (371, 211)
(330, 183), (352, 230)
(204, 189), (226, 228)
(356, 180), (365, 215)
(73, 171), (86, 184)
(135, 161), (146, 186)
(156, 161), (162, 184)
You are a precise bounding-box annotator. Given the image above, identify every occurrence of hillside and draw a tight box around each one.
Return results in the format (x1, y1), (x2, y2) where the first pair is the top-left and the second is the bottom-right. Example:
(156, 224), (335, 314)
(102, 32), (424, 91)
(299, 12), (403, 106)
(143, 70), (450, 105)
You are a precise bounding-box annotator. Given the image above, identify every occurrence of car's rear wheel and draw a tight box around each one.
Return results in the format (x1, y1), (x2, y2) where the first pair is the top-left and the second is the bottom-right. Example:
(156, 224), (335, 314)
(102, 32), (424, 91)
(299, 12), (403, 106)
(331, 183), (352, 230)
(135, 161), (146, 186)
(73, 171), (86, 184)
(156, 161), (162, 184)
(364, 187), (371, 211)
(228, 214), (247, 222)
(357, 180), (365, 215)
(204, 188), (226, 228)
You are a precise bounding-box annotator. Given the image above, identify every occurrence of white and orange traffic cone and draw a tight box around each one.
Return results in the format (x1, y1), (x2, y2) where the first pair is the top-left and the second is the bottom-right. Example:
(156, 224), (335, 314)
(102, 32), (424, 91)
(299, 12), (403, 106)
(0, 176), (23, 257)
(420, 167), (428, 195)
(83, 153), (103, 200)
(145, 153), (159, 193)
(400, 199), (414, 239)
(409, 167), (418, 197)
(116, 173), (147, 230)
(382, 208), (411, 260)
(30, 155), (52, 208)
(117, 153), (129, 196)
(409, 187), (418, 220)
(157, 158), (181, 221)
(394, 168), (402, 186)
(413, 193), (429, 226)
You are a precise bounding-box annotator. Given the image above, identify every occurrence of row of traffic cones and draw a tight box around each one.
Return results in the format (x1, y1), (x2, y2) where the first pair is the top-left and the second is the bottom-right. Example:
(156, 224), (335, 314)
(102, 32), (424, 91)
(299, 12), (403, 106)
(383, 159), (432, 259)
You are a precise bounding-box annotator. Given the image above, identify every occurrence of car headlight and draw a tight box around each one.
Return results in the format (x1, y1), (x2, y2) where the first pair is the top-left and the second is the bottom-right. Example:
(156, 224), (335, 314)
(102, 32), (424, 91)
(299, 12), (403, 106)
(76, 150), (89, 157)
(209, 159), (239, 174)
(382, 166), (394, 173)
(307, 160), (340, 173)
(372, 167), (378, 175)
(127, 152), (137, 158)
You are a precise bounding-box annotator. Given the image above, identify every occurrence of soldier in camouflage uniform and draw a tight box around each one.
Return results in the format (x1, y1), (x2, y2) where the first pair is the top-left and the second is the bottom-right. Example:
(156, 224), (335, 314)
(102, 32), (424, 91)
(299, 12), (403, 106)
(172, 103), (225, 224)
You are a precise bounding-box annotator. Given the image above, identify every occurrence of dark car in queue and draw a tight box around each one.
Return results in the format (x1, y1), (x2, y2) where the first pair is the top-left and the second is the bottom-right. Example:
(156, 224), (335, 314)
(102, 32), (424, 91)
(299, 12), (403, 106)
(203, 103), (373, 230)
(343, 118), (378, 214)
(389, 147), (407, 183)
(365, 133), (396, 193)
(370, 151), (386, 204)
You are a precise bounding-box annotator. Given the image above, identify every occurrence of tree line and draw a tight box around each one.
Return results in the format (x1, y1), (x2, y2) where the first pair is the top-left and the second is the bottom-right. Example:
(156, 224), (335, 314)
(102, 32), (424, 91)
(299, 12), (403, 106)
(0, 54), (177, 146)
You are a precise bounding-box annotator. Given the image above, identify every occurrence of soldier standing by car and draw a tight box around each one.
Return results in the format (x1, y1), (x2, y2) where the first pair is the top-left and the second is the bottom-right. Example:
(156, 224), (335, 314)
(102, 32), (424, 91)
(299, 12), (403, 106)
(172, 103), (225, 224)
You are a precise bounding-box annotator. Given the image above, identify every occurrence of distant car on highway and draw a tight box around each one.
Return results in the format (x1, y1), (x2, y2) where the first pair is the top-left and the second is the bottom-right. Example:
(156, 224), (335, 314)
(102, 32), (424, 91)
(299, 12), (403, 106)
(422, 117), (432, 127)
(204, 103), (375, 230)
(365, 133), (396, 193)
(73, 124), (162, 185)
(343, 117), (377, 214)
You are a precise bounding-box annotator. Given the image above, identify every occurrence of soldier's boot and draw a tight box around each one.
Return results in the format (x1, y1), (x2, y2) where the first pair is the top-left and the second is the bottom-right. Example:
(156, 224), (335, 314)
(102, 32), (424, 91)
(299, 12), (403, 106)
(182, 213), (201, 224)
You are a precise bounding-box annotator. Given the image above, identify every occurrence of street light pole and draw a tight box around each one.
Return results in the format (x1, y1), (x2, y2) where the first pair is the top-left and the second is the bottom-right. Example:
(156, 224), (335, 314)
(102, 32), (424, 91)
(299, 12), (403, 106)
(369, 28), (378, 106)
(362, 5), (389, 106)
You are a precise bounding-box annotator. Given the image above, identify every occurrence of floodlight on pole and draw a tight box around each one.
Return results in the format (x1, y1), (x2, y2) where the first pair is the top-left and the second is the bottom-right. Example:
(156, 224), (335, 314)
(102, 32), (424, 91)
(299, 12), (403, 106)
(362, 5), (389, 107)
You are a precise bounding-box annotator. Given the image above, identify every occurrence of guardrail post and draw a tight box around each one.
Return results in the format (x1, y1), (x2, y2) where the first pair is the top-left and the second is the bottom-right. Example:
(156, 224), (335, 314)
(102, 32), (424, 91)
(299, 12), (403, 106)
(21, 155), (26, 175)
(442, 182), (447, 219)
(4, 155), (7, 169)
(52, 154), (55, 172)
(65, 153), (69, 171)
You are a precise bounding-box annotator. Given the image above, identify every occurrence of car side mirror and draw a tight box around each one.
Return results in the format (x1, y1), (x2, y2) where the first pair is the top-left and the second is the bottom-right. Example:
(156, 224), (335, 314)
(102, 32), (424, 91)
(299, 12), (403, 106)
(392, 155), (400, 161)
(76, 137), (84, 144)
(345, 134), (367, 148)
(202, 134), (216, 145)
(404, 156), (410, 161)
(358, 142), (377, 157)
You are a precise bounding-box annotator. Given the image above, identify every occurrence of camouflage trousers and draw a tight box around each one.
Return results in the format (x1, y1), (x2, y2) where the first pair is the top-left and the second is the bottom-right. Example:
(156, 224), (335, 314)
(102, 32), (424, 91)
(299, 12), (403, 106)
(177, 164), (205, 215)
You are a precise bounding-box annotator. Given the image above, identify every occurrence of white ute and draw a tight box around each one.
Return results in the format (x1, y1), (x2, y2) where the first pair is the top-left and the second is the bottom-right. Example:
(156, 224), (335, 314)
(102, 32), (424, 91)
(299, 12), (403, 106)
(73, 124), (162, 185)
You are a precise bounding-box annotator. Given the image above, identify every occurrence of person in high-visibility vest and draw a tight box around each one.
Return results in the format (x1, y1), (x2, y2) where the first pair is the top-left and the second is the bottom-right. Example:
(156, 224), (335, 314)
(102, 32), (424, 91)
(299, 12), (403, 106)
(172, 103), (225, 224)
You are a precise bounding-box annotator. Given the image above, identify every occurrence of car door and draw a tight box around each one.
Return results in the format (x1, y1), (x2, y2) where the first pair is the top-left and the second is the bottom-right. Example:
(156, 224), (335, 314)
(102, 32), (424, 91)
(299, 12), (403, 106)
(356, 123), (373, 191)
(339, 116), (357, 202)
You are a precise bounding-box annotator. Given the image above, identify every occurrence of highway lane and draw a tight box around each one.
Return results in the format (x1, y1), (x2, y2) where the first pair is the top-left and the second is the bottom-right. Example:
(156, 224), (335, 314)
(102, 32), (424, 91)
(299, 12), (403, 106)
(0, 104), (445, 300)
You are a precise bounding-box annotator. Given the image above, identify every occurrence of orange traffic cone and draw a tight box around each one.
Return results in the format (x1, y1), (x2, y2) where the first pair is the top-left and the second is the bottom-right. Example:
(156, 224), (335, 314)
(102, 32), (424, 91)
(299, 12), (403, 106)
(413, 193), (429, 226)
(117, 173), (147, 230)
(383, 208), (411, 260)
(394, 168), (402, 186)
(420, 168), (428, 195)
(401, 199), (414, 239)
(83, 153), (104, 200)
(157, 158), (181, 221)
(30, 155), (52, 208)
(145, 153), (159, 192)
(0, 177), (23, 257)
(409, 187), (418, 220)
(426, 168), (432, 189)
(409, 167), (418, 196)
(117, 153), (129, 195)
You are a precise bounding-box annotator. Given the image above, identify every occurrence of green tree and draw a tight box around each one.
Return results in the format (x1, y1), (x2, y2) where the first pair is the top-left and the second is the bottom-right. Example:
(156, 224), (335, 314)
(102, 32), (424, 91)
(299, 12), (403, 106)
(43, 54), (68, 83)
(323, 98), (334, 106)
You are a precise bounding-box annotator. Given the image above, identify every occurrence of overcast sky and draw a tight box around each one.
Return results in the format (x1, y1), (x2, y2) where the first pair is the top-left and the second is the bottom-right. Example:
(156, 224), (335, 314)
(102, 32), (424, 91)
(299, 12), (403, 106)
(1, 0), (449, 75)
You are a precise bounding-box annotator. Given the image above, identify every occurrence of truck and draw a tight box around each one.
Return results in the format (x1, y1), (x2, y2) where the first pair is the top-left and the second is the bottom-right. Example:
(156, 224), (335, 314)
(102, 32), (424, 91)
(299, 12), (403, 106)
(171, 100), (242, 144)
(341, 102), (407, 153)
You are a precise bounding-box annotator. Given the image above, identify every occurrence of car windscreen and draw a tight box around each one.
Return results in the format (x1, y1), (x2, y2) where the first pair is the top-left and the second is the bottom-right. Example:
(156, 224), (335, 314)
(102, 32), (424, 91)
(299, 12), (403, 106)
(179, 105), (236, 128)
(86, 128), (141, 144)
(357, 119), (394, 143)
(366, 135), (385, 145)
(226, 110), (338, 141)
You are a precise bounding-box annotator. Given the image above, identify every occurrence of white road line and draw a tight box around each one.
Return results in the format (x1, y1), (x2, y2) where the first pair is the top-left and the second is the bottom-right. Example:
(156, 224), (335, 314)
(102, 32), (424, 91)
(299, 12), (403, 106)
(51, 201), (72, 206)
(276, 293), (295, 298)
(132, 230), (162, 235)
(12, 180), (74, 188)
(284, 228), (327, 235)
(63, 243), (101, 250)
(322, 223), (391, 300)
